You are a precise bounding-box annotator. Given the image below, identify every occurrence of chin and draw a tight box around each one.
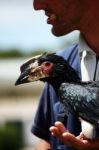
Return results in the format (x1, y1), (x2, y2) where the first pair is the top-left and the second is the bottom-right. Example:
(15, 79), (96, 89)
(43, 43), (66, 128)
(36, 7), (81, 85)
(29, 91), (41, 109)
(51, 29), (64, 37)
(51, 27), (71, 37)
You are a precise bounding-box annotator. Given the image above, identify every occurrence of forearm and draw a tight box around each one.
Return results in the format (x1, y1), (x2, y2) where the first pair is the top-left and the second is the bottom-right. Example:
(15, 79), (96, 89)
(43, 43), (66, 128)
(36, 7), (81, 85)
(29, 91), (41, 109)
(34, 139), (51, 150)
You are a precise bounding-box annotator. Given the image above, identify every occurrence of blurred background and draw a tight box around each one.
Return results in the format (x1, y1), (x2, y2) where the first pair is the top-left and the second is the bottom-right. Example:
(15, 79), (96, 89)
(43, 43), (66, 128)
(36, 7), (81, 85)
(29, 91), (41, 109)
(0, 0), (79, 149)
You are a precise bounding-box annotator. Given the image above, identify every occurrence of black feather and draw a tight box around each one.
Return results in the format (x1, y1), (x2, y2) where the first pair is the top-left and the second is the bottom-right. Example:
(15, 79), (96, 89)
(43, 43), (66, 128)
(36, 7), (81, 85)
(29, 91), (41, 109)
(17, 53), (99, 127)
(59, 82), (99, 126)
(37, 53), (99, 126)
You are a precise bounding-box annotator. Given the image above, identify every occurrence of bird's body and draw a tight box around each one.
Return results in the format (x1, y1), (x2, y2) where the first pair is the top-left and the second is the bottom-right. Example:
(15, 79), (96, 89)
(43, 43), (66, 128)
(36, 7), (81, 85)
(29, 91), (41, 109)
(15, 53), (99, 139)
(59, 82), (99, 126)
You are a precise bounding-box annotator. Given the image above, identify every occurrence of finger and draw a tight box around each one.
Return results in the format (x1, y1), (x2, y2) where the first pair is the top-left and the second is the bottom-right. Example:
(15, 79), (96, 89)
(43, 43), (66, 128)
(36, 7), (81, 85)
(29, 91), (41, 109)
(50, 122), (68, 141)
(54, 121), (67, 139)
(54, 121), (67, 133)
(49, 126), (59, 136)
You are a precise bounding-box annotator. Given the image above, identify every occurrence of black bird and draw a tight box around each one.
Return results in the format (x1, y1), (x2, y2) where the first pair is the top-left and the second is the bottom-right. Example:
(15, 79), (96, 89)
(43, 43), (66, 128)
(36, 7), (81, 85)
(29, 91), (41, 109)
(15, 53), (99, 139)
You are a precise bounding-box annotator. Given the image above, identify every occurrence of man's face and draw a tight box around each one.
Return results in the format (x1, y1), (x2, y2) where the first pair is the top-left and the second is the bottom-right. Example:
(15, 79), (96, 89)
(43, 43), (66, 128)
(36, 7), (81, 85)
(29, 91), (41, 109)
(33, 0), (87, 36)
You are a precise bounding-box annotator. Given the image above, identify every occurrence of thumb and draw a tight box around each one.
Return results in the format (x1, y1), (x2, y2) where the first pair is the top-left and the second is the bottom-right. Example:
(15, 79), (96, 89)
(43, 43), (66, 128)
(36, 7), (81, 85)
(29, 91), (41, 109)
(62, 132), (84, 148)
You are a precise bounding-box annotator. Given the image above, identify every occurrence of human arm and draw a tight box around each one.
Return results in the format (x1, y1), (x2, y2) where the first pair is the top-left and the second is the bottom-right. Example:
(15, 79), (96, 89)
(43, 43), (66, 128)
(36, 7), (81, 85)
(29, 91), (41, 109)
(32, 84), (51, 149)
(49, 121), (99, 150)
(34, 139), (51, 150)
(31, 83), (59, 149)
(31, 84), (51, 141)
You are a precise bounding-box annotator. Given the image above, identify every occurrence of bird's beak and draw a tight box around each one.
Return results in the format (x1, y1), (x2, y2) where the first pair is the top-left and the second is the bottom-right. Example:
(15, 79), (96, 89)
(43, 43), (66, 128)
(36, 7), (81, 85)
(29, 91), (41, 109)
(15, 69), (30, 86)
(15, 65), (49, 86)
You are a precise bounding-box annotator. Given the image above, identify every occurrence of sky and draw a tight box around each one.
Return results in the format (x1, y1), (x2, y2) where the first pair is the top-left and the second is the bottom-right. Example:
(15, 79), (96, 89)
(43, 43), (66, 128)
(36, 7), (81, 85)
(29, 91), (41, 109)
(0, 0), (79, 53)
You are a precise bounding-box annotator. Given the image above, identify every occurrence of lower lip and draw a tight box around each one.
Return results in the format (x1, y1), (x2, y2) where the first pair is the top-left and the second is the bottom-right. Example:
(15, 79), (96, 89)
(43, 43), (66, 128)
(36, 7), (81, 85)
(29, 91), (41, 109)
(47, 17), (55, 25)
(47, 17), (51, 24)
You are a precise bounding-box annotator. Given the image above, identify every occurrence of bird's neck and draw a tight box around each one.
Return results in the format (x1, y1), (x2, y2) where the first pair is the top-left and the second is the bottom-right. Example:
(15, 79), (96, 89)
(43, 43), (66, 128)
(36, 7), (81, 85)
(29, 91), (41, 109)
(46, 68), (80, 94)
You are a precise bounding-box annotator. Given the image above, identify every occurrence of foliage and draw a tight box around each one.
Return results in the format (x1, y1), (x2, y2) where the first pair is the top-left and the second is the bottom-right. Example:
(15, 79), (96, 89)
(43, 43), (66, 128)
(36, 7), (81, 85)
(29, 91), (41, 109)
(29, 49), (53, 57)
(0, 48), (53, 58)
(0, 49), (23, 58)
(0, 121), (23, 150)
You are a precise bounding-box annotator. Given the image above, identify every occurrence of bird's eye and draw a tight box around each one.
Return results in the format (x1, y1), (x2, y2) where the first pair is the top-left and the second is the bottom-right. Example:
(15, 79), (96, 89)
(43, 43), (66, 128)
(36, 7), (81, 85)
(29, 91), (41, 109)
(41, 61), (53, 74)
(44, 62), (51, 67)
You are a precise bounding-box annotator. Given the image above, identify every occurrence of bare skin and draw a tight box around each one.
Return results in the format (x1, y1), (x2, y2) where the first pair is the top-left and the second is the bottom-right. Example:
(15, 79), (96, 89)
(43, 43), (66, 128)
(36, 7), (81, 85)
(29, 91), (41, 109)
(33, 0), (99, 149)
(33, 0), (99, 54)
(34, 140), (51, 150)
(49, 121), (99, 150)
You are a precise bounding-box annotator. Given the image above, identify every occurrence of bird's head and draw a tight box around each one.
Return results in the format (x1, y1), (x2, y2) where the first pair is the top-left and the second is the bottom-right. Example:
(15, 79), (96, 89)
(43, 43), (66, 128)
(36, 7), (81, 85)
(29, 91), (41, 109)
(15, 53), (80, 86)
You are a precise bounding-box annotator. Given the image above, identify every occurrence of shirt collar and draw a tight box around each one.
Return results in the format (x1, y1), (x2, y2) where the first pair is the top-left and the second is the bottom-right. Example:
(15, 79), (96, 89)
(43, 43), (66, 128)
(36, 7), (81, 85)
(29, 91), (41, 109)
(78, 34), (96, 56)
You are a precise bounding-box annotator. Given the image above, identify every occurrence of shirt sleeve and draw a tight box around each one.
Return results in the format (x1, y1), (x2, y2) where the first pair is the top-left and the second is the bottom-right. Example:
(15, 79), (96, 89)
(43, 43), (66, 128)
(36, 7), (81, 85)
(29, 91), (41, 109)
(31, 83), (52, 141)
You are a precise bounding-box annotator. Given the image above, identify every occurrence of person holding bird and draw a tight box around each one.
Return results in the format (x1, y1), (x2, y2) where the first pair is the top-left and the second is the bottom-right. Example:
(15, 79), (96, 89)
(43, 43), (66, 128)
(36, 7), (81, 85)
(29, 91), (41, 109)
(18, 0), (99, 149)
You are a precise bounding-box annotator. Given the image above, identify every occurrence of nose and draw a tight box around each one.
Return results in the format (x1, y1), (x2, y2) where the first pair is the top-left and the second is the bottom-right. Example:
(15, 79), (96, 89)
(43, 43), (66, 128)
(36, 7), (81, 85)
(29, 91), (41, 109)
(33, 0), (46, 10)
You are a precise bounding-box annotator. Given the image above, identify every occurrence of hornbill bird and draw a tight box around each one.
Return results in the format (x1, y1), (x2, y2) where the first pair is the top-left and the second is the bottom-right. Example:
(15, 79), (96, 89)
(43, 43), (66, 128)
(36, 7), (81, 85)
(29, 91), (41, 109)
(15, 53), (99, 139)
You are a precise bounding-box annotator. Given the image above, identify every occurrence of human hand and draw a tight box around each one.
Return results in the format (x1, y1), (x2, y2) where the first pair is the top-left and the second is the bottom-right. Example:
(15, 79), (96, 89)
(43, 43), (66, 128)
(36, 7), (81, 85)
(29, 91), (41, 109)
(49, 121), (99, 150)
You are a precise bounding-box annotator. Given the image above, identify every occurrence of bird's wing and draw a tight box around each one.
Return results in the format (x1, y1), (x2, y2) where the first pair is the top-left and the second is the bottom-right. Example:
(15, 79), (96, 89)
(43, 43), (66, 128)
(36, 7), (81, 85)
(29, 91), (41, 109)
(59, 83), (99, 127)
(77, 81), (99, 88)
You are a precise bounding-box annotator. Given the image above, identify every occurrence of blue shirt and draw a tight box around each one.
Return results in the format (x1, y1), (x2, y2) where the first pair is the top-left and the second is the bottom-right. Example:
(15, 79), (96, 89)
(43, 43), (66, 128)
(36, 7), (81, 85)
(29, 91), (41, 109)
(31, 44), (99, 150)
